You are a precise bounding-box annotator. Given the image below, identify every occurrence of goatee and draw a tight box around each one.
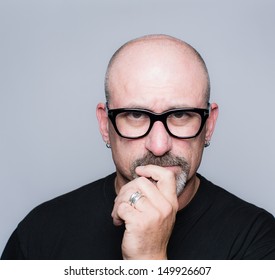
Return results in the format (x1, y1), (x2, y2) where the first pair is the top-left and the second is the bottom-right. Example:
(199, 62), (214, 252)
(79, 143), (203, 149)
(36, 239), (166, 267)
(130, 152), (190, 196)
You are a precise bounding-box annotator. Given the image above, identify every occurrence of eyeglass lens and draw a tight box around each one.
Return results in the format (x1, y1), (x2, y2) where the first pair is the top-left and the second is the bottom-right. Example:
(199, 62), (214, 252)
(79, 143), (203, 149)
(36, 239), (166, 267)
(115, 110), (203, 138)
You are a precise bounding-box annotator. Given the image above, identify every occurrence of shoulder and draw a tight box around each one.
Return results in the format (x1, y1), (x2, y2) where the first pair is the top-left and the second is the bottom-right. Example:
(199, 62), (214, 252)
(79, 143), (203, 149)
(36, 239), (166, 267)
(197, 173), (272, 215)
(32, 173), (113, 209)
(196, 173), (275, 234)
(4, 173), (117, 259)
(197, 174), (275, 259)
(17, 172), (116, 234)
(200, 176), (275, 242)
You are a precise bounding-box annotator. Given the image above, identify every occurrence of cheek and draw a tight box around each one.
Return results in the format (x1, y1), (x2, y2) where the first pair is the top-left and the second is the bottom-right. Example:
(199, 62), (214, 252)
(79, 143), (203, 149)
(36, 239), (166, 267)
(189, 137), (205, 175)
(173, 136), (205, 177)
(110, 132), (146, 176)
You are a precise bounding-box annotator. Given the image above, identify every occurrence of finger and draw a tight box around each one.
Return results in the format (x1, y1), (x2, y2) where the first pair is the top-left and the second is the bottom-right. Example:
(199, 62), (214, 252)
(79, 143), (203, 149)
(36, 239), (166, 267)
(132, 177), (174, 212)
(112, 176), (168, 226)
(111, 179), (144, 224)
(135, 165), (178, 203)
(116, 200), (159, 230)
(114, 198), (153, 227)
(115, 176), (166, 210)
(115, 202), (138, 226)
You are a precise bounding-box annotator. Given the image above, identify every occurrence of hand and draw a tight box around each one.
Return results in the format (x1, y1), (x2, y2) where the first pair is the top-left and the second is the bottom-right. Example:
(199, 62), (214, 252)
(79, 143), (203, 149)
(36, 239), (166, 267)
(111, 165), (179, 259)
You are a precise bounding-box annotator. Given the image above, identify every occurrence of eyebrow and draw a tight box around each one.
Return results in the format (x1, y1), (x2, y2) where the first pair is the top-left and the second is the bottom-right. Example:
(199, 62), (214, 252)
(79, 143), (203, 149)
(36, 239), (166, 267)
(117, 103), (193, 111)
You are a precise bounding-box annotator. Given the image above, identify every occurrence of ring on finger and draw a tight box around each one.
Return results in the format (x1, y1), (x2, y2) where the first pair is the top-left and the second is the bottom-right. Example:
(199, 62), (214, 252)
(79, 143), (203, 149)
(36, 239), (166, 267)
(129, 191), (143, 207)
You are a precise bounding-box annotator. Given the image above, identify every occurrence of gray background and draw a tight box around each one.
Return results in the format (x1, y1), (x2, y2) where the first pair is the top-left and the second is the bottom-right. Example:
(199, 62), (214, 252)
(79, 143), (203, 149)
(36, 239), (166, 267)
(1, 0), (274, 254)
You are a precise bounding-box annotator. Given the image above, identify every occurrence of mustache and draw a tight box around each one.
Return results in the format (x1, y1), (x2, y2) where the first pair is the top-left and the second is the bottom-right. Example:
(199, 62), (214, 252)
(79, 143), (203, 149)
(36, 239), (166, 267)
(130, 152), (189, 174)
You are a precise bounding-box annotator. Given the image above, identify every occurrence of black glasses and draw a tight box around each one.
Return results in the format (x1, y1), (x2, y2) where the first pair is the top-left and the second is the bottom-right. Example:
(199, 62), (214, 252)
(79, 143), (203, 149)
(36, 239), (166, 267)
(107, 104), (210, 139)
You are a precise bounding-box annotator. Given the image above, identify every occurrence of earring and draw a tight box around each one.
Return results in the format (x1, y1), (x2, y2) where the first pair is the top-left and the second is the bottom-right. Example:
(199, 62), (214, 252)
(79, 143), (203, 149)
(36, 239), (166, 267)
(106, 142), (111, 148)
(204, 140), (210, 148)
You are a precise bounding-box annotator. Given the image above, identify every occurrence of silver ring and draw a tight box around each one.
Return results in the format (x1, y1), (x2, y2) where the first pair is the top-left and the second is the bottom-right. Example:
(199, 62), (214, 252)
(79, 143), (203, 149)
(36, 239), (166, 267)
(129, 191), (143, 206)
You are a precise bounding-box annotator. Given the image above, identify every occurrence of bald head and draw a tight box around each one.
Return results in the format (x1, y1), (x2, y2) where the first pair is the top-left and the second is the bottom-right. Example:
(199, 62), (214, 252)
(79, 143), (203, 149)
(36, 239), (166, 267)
(105, 34), (210, 105)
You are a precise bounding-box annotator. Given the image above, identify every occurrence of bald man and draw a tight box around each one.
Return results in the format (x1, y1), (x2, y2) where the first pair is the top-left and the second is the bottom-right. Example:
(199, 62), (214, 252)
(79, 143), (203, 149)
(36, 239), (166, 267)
(2, 35), (275, 260)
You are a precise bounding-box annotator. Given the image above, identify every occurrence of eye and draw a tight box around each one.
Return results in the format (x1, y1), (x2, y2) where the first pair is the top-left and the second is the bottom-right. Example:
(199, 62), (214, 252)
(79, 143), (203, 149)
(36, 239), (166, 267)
(170, 111), (189, 119)
(125, 111), (147, 120)
(130, 112), (144, 119)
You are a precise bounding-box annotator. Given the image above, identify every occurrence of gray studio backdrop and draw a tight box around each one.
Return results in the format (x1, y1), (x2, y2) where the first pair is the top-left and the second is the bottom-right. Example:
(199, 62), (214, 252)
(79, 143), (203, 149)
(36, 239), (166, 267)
(1, 0), (275, 254)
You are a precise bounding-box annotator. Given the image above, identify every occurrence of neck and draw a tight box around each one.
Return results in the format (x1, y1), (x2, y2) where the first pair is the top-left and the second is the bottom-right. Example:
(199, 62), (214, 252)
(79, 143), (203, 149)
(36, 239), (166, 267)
(177, 174), (200, 210)
(114, 174), (127, 195)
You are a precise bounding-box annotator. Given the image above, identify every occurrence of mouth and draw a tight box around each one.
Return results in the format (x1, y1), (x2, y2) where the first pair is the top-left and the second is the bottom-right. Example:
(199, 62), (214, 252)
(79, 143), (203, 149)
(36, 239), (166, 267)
(130, 152), (189, 180)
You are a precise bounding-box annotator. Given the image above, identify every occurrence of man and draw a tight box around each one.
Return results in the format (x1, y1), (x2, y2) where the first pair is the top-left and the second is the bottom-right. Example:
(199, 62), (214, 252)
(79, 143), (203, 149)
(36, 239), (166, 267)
(2, 34), (275, 259)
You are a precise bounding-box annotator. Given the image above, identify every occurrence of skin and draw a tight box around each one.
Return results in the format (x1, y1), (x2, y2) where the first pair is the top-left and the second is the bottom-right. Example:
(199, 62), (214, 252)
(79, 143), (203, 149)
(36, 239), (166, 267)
(96, 35), (219, 259)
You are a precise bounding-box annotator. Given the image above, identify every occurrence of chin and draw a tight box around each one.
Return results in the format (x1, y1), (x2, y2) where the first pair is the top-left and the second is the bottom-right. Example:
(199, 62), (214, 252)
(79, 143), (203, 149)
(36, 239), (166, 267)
(176, 172), (188, 196)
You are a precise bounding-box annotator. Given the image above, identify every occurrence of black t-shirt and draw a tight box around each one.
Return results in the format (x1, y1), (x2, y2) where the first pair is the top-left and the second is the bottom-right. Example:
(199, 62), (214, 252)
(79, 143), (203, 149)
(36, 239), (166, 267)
(2, 173), (275, 259)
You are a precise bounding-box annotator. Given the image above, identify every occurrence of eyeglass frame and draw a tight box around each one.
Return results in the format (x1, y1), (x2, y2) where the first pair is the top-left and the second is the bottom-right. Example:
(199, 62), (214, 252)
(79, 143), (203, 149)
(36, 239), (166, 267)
(106, 103), (210, 140)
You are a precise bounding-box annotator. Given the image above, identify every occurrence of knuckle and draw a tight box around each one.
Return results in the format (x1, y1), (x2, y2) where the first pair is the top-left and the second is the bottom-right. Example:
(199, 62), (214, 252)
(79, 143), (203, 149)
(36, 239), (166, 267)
(165, 169), (176, 181)
(116, 202), (129, 216)
(134, 176), (153, 191)
(146, 209), (161, 225)
(136, 176), (149, 185)
(160, 202), (174, 219)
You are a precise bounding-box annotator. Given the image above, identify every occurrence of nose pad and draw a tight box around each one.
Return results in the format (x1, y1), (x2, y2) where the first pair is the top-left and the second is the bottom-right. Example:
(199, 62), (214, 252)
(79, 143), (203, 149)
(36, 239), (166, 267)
(145, 121), (172, 156)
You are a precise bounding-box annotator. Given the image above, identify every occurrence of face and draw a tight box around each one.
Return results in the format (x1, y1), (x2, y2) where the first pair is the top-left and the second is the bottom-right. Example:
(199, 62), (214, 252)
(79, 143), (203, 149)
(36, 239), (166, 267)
(97, 41), (218, 194)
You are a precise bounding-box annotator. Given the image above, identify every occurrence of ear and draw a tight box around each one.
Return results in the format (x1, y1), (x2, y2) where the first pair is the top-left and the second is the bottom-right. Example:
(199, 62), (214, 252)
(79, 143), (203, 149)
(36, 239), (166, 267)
(96, 103), (109, 143)
(205, 103), (219, 142)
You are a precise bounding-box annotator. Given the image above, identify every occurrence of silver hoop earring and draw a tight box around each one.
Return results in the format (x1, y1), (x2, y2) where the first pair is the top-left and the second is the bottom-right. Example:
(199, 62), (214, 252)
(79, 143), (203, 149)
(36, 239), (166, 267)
(106, 142), (111, 149)
(204, 141), (210, 148)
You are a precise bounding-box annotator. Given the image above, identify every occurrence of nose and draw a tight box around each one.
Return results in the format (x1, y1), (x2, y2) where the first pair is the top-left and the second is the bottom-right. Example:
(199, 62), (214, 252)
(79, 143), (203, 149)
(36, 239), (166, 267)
(145, 121), (172, 156)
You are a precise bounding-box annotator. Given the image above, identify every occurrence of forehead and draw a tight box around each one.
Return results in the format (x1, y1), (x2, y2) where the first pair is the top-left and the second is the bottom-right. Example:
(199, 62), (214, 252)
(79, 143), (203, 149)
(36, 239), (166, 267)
(108, 41), (208, 110)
